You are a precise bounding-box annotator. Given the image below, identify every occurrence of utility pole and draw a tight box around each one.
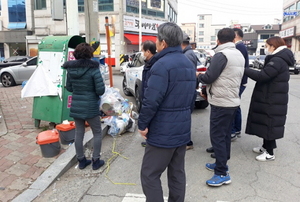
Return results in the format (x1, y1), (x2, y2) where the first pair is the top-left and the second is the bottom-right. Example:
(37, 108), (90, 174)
(66, 0), (79, 35)
(105, 17), (113, 87)
(84, 0), (99, 44)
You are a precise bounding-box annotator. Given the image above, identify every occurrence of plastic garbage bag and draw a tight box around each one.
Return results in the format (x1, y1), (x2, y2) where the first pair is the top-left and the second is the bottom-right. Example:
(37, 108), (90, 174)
(102, 113), (136, 136)
(100, 87), (124, 116)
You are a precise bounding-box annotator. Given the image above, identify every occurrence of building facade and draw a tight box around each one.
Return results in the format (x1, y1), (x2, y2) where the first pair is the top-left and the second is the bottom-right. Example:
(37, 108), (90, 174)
(196, 14), (225, 50)
(0, 0), (178, 67)
(281, 0), (300, 63)
(180, 23), (196, 42)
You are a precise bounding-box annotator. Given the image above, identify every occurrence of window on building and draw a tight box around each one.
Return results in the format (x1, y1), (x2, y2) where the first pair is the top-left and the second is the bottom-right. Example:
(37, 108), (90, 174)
(199, 24), (204, 28)
(8, 0), (26, 29)
(263, 24), (272, 29)
(284, 3), (297, 22)
(211, 42), (216, 45)
(260, 34), (274, 39)
(199, 15), (204, 20)
(297, 1), (300, 9)
(199, 31), (204, 35)
(198, 38), (203, 42)
(211, 36), (216, 41)
(78, 0), (84, 12)
(126, 0), (166, 19)
(99, 0), (114, 11)
(35, 0), (46, 10)
(215, 29), (220, 35)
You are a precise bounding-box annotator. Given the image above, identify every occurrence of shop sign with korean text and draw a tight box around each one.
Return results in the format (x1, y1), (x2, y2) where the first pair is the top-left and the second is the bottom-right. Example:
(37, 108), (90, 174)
(124, 15), (165, 34)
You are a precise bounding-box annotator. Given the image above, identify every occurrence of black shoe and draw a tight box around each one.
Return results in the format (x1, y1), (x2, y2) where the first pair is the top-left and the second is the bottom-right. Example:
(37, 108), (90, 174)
(210, 153), (216, 158)
(141, 142), (146, 147)
(78, 157), (92, 169)
(92, 159), (105, 170)
(206, 147), (214, 153)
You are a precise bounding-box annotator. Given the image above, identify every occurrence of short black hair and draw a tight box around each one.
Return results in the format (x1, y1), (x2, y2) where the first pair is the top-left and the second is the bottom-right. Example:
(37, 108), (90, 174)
(217, 28), (235, 44)
(73, 43), (94, 59)
(233, 28), (244, 38)
(157, 22), (183, 47)
(142, 40), (156, 55)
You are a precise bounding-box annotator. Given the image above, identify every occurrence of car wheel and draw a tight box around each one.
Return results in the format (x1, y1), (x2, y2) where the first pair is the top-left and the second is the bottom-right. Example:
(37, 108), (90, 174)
(1, 72), (16, 87)
(294, 69), (299, 75)
(135, 86), (142, 112)
(195, 100), (209, 109)
(122, 76), (132, 96)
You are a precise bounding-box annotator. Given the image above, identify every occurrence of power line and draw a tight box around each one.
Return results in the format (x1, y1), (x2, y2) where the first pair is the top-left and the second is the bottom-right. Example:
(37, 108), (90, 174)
(179, 1), (282, 16)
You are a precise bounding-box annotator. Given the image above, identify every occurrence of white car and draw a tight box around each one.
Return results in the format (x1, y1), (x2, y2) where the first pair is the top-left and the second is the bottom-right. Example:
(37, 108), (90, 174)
(122, 52), (209, 111)
(0, 56), (37, 87)
(248, 55), (256, 68)
(193, 50), (206, 64)
(122, 52), (145, 111)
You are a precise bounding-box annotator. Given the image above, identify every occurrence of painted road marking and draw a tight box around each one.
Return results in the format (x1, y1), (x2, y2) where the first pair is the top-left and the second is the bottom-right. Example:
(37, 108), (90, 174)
(122, 193), (168, 202)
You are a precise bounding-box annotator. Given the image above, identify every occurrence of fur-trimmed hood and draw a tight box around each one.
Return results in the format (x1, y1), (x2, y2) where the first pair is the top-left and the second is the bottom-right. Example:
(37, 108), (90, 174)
(62, 59), (99, 79)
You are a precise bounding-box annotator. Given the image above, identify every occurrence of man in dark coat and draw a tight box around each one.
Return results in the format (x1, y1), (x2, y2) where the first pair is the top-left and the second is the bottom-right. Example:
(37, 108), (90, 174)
(244, 36), (294, 161)
(140, 40), (157, 147)
(181, 32), (198, 69)
(181, 31), (199, 150)
(138, 22), (196, 202)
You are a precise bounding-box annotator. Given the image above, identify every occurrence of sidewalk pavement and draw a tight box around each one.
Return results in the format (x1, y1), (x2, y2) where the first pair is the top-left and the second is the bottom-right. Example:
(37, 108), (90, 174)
(0, 85), (107, 202)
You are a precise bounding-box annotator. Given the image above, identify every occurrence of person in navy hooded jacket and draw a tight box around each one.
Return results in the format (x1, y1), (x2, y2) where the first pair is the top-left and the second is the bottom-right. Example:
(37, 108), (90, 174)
(138, 22), (196, 202)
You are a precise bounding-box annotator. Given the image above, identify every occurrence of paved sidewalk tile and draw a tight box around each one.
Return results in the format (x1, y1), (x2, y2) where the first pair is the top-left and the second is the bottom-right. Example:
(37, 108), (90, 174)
(0, 85), (66, 202)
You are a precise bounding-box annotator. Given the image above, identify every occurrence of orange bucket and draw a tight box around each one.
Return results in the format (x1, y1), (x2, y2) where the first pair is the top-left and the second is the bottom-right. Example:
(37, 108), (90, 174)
(56, 121), (75, 131)
(36, 130), (61, 158)
(36, 130), (60, 145)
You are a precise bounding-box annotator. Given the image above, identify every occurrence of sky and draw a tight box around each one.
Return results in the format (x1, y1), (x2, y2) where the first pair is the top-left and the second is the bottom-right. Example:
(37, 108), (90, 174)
(177, 0), (284, 25)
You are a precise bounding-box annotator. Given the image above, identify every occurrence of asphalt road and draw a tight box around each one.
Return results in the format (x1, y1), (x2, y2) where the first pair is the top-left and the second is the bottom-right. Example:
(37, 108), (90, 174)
(33, 72), (300, 202)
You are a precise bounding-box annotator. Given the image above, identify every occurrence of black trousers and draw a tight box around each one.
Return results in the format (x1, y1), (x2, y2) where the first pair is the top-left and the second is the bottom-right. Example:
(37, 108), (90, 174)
(210, 105), (237, 176)
(141, 144), (186, 202)
(263, 139), (277, 155)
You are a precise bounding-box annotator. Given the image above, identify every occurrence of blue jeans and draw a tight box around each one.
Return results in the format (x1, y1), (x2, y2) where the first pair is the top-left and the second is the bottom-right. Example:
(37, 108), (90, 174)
(231, 85), (246, 134)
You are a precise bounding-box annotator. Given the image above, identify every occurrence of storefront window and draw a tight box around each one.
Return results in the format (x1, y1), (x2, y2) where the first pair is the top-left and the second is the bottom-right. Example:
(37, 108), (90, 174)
(260, 34), (274, 40)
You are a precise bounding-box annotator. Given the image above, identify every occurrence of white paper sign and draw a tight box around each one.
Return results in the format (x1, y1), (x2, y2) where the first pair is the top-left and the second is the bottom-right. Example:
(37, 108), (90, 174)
(123, 15), (165, 34)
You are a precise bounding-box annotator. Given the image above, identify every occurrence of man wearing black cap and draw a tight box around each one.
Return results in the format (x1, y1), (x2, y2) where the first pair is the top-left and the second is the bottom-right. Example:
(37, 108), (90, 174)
(181, 32), (198, 68)
(181, 32), (199, 150)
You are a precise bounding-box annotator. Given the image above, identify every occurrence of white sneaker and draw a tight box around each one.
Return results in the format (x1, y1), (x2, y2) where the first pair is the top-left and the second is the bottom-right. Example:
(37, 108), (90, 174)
(256, 151), (275, 162)
(252, 146), (266, 154)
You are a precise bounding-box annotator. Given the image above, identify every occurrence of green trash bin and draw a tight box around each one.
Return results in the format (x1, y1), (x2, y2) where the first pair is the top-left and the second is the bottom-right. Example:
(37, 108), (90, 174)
(32, 35), (85, 128)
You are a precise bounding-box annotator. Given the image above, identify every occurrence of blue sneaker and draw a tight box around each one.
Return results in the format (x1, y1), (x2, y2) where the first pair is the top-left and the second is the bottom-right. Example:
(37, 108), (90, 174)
(206, 174), (231, 186)
(205, 163), (229, 172)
